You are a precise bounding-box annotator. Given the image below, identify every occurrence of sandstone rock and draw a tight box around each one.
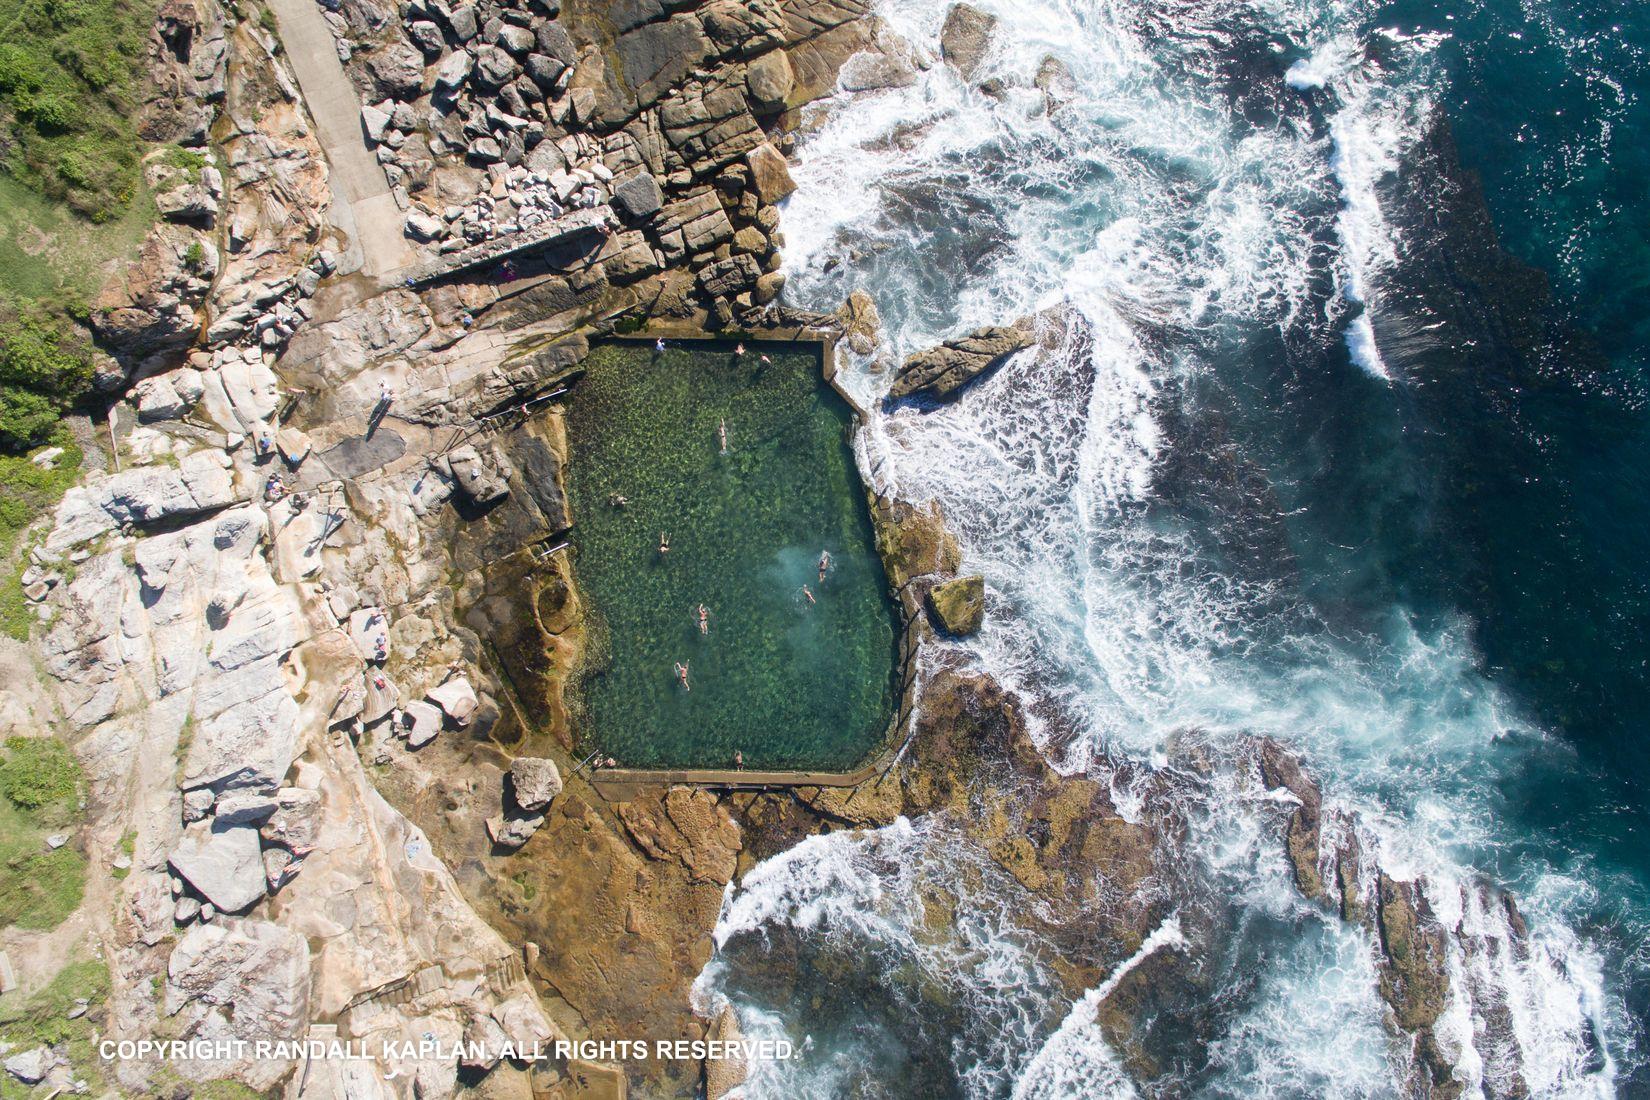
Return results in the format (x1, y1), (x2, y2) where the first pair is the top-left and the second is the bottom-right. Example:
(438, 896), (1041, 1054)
(165, 920), (310, 1044)
(889, 325), (1033, 402)
(407, 19), (443, 54)
(214, 792), (278, 826)
(486, 809), (545, 849)
(614, 14), (712, 108)
(871, 497), (962, 588)
(361, 101), (393, 143)
(473, 45), (521, 88)
(369, 42), (425, 98)
(510, 757), (562, 812)
(1256, 739), (1325, 902)
(491, 990), (556, 1051)
(612, 172), (664, 220)
(435, 49), (474, 90)
(754, 270), (786, 304)
(745, 49), (795, 110)
(92, 223), (214, 366)
(260, 787), (322, 850)
(461, 1012), (509, 1070)
(4, 1048), (49, 1085)
(927, 573), (984, 635)
(744, 142), (796, 204)
(704, 1005), (747, 1100)
(406, 209), (444, 241)
(402, 699), (443, 748)
(167, 820), (266, 913)
(940, 3), (998, 79)
(174, 896), (201, 924)
(444, 444), (511, 504)
(427, 677), (478, 725)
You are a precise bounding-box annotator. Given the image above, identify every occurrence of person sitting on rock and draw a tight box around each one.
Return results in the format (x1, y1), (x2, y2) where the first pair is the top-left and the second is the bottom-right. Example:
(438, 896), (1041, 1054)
(675, 661), (691, 691)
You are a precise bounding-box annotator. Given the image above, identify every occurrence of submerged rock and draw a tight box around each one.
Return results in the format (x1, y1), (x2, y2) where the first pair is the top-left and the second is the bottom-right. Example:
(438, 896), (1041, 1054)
(940, 3), (998, 80)
(926, 574), (984, 635)
(888, 325), (1034, 402)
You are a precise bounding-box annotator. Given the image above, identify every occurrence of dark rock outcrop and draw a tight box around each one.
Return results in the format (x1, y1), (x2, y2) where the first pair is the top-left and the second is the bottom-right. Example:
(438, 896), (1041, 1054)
(926, 573), (984, 635)
(888, 324), (1033, 403)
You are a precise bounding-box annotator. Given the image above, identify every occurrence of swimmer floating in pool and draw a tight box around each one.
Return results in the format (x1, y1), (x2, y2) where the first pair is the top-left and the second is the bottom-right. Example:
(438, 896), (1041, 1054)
(675, 661), (691, 691)
(697, 604), (709, 634)
(818, 550), (831, 583)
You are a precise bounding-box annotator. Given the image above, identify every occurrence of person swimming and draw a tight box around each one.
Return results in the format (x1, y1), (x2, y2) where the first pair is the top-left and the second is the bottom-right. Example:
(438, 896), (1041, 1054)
(608, 492), (628, 508)
(675, 660), (691, 690)
(801, 585), (815, 606)
(697, 604), (709, 634)
(818, 550), (831, 583)
(655, 337), (666, 353)
(734, 343), (745, 357)
(718, 418), (728, 454)
(659, 532), (670, 555)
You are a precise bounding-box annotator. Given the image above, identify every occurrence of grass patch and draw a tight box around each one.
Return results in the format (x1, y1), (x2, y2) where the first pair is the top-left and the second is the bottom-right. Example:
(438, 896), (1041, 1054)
(0, 734), (81, 810)
(0, 959), (109, 1097)
(0, 735), (86, 930)
(0, 0), (156, 220)
(0, 440), (82, 640)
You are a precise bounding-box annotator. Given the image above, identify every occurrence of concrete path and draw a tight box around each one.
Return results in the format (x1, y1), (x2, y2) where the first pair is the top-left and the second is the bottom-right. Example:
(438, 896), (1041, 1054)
(265, 0), (416, 278)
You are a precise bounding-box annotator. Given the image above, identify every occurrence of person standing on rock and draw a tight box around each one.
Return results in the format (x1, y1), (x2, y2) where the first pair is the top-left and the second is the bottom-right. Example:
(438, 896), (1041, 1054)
(675, 661), (691, 691)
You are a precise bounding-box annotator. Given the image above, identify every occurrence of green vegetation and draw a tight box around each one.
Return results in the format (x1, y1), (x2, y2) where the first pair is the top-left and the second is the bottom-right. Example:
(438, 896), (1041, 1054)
(0, 735), (87, 929)
(0, 0), (155, 220)
(0, 295), (95, 451)
(0, 440), (82, 640)
(0, 960), (109, 1099)
(0, 735), (80, 808)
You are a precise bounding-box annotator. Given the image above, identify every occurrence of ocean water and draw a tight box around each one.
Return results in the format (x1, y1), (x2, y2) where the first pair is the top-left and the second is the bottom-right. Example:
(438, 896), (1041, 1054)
(697, 0), (1650, 1093)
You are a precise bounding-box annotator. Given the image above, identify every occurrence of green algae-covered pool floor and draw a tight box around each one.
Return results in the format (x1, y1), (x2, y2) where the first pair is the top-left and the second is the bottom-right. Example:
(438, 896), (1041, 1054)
(563, 340), (899, 771)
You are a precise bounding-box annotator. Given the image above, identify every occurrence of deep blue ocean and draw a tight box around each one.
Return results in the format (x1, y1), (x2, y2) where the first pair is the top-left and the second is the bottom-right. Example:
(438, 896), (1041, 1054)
(691, 0), (1650, 1093)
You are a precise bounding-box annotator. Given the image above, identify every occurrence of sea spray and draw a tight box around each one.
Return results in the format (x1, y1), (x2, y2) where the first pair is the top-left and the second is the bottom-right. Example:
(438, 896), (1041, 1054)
(1009, 916), (1187, 1099)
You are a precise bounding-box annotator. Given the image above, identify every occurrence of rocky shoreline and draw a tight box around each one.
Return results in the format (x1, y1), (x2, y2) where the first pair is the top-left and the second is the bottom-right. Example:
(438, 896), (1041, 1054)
(0, 1), (1551, 1098)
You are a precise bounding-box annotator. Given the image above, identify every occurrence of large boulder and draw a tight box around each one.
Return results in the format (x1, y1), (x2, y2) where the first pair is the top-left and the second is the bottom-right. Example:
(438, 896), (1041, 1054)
(167, 820), (266, 913)
(745, 49), (795, 110)
(427, 677), (479, 725)
(510, 757), (563, 812)
(744, 142), (796, 204)
(612, 172), (664, 220)
(939, 3), (998, 80)
(165, 920), (311, 1045)
(704, 1005), (747, 1100)
(368, 41), (425, 98)
(927, 574), (984, 635)
(888, 325), (1033, 402)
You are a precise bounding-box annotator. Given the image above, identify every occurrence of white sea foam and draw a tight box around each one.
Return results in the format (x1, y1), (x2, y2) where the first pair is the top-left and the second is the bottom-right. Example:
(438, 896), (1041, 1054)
(1009, 916), (1187, 1100)
(696, 0), (1633, 1091)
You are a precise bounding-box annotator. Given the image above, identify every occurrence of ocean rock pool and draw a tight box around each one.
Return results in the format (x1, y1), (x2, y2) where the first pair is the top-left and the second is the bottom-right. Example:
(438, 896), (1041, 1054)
(563, 339), (899, 771)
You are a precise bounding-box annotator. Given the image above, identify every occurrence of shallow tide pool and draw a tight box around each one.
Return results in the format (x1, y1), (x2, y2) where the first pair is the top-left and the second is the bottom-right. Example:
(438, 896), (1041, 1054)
(563, 339), (898, 771)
